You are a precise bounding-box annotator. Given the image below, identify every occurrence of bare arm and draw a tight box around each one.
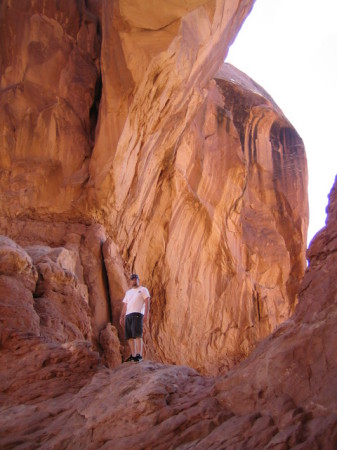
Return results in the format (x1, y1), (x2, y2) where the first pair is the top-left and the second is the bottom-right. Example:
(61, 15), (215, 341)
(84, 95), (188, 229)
(144, 297), (150, 322)
(119, 303), (127, 327)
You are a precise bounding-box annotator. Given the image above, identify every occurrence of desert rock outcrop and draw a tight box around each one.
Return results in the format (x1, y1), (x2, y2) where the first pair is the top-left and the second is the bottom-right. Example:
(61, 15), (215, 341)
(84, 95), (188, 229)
(145, 64), (307, 373)
(1, 179), (337, 447)
(0, 0), (308, 374)
(1, 0), (335, 448)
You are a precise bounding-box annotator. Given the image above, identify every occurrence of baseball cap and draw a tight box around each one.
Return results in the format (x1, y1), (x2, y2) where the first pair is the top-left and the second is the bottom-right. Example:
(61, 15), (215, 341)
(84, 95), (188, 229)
(130, 274), (139, 280)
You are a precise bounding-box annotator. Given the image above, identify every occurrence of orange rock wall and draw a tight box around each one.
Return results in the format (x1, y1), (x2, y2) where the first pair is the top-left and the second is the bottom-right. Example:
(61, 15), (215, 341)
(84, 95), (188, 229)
(0, 219), (112, 341)
(2, 1), (336, 448)
(145, 66), (308, 373)
(0, 0), (101, 216)
(0, 0), (308, 374)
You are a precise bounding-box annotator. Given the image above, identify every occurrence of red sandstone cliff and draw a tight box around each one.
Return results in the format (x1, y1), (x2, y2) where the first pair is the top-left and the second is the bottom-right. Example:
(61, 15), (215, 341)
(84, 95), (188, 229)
(0, 0), (308, 375)
(0, 185), (336, 447)
(1, 1), (332, 448)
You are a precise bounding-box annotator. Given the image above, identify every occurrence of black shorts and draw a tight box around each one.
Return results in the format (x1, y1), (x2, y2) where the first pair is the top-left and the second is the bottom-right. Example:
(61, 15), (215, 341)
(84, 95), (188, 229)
(125, 313), (144, 340)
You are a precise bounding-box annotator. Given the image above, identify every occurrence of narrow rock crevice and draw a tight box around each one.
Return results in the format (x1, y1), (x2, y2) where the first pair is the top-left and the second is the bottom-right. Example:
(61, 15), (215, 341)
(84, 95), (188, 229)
(89, 73), (102, 146)
(101, 241), (113, 324)
(79, 0), (103, 150)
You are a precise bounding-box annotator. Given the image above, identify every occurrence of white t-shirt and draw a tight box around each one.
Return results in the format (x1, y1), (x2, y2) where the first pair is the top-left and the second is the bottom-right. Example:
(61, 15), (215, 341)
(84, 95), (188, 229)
(123, 286), (150, 315)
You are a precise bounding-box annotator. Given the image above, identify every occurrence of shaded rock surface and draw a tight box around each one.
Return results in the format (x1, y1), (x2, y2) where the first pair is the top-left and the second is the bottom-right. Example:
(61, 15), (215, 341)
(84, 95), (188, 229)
(99, 323), (122, 368)
(0, 219), (118, 346)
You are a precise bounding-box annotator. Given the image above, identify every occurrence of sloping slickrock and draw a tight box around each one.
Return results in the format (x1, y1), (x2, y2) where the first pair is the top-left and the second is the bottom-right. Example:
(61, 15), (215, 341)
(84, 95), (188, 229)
(0, 336), (100, 408)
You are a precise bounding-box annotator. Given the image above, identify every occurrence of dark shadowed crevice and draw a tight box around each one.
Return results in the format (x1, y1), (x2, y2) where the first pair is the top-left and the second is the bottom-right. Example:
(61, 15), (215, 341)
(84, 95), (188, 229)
(101, 242), (113, 324)
(89, 73), (102, 145)
(79, 0), (102, 149)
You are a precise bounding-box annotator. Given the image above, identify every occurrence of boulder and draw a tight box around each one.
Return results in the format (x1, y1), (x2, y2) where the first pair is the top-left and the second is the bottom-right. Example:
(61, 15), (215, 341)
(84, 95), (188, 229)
(0, 236), (39, 340)
(99, 323), (122, 368)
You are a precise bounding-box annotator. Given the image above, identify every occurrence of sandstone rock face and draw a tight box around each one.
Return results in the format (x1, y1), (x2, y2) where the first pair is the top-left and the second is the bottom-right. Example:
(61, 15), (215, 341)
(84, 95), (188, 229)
(0, 218), (122, 347)
(0, 0), (101, 216)
(210, 176), (337, 447)
(1, 0), (336, 445)
(99, 323), (122, 368)
(144, 64), (308, 374)
(0, 0), (308, 376)
(0, 179), (336, 449)
(0, 235), (101, 414)
(0, 236), (39, 338)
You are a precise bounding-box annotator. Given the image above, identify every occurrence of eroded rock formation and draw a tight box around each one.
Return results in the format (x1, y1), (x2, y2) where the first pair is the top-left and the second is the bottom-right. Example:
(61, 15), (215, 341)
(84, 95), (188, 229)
(146, 64), (307, 373)
(0, 0), (308, 374)
(1, 181), (337, 447)
(1, 0), (335, 448)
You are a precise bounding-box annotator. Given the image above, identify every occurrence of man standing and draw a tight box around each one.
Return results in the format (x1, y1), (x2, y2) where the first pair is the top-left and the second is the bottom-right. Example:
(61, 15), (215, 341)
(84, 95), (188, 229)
(119, 274), (150, 362)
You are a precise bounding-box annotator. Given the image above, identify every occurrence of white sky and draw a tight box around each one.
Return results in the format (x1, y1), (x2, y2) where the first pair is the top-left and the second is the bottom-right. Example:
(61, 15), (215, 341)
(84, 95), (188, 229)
(226, 0), (337, 245)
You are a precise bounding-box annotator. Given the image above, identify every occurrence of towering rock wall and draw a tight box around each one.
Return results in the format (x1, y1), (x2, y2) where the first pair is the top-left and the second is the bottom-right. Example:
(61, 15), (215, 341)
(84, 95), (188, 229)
(3, 1), (335, 448)
(0, 0), (308, 374)
(143, 64), (307, 373)
(0, 0), (102, 217)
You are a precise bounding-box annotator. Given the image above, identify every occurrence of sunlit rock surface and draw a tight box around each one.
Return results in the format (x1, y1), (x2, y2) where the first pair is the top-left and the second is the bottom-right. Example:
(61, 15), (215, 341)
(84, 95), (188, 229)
(144, 64), (308, 373)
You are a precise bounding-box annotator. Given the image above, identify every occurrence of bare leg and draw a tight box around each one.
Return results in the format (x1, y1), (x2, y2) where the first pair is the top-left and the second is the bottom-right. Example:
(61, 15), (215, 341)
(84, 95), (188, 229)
(128, 338), (136, 356)
(135, 337), (143, 356)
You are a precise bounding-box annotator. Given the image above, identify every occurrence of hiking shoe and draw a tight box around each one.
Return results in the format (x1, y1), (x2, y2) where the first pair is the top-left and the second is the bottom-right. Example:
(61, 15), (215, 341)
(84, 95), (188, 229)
(124, 355), (135, 363)
(134, 354), (143, 362)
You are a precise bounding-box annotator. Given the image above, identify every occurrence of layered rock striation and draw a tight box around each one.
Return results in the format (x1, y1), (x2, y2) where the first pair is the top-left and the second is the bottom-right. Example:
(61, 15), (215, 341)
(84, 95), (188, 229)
(146, 64), (307, 373)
